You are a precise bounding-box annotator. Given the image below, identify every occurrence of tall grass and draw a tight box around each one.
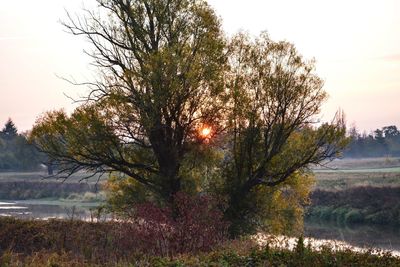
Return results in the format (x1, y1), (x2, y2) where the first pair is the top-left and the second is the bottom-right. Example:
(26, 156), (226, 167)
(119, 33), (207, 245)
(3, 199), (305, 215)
(1, 220), (399, 266)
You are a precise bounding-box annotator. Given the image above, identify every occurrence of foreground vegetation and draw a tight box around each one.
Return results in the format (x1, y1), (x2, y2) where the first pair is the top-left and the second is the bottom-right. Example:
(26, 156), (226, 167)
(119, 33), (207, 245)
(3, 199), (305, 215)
(1, 217), (399, 267)
(2, 246), (399, 267)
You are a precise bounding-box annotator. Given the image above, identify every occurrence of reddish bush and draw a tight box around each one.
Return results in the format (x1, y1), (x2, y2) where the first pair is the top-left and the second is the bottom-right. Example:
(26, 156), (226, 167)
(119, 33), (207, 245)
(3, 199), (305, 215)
(117, 192), (229, 256)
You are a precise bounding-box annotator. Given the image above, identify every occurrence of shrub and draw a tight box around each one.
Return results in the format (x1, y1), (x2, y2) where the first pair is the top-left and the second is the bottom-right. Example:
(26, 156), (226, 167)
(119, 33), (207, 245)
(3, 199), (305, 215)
(119, 192), (229, 257)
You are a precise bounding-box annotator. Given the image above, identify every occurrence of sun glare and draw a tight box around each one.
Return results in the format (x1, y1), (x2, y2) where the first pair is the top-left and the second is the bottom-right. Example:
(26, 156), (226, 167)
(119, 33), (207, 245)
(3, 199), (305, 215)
(200, 127), (212, 138)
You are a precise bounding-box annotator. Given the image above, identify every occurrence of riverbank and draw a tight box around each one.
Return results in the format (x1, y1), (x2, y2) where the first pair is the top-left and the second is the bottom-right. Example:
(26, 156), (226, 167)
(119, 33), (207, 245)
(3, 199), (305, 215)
(307, 186), (400, 226)
(1, 217), (399, 266)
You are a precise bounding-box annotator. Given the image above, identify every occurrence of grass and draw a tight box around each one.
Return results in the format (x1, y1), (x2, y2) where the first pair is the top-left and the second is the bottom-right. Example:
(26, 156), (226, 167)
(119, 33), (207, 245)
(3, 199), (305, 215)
(1, 217), (400, 266)
(314, 171), (400, 191)
(3, 246), (400, 266)
(315, 167), (400, 173)
(314, 157), (400, 170)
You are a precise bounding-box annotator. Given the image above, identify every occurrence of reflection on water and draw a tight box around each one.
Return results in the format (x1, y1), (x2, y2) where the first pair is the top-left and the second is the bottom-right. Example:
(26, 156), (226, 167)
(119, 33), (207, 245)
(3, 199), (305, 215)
(0, 200), (94, 220)
(305, 219), (400, 252)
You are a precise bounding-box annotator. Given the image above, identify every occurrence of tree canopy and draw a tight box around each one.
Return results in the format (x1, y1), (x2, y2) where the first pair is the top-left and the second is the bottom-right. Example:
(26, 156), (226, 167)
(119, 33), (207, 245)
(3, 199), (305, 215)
(33, 0), (227, 201)
(30, 0), (347, 236)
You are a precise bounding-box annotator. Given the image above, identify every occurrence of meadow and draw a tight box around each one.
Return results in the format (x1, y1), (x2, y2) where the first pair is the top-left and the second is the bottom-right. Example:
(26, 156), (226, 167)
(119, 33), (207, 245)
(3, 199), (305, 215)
(308, 157), (400, 227)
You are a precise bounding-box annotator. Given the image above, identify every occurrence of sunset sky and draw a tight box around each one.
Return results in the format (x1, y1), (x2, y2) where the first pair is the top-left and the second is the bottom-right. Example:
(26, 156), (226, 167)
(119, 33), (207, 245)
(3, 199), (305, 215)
(0, 0), (399, 133)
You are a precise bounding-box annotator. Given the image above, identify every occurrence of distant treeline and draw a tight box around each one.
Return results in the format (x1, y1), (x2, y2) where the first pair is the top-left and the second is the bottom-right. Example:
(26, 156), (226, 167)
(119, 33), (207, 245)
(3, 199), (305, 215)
(344, 125), (400, 158)
(0, 119), (43, 171)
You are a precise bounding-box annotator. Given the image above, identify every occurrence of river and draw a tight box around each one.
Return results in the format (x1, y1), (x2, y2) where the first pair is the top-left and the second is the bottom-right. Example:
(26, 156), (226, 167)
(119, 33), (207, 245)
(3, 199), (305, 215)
(0, 200), (97, 220)
(304, 219), (400, 252)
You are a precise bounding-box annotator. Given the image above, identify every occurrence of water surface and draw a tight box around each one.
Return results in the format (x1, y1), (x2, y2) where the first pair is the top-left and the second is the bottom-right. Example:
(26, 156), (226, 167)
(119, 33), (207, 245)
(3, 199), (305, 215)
(0, 200), (98, 220)
(305, 220), (400, 252)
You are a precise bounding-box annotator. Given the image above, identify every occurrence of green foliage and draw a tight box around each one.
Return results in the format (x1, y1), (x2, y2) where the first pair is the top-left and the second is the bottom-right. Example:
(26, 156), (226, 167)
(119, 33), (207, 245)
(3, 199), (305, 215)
(214, 33), (347, 236)
(105, 174), (156, 215)
(253, 172), (315, 236)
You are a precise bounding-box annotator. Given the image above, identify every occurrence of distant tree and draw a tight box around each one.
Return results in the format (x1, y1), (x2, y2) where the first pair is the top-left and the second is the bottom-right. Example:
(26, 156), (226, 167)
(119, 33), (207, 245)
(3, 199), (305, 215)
(0, 119), (43, 171)
(0, 118), (18, 140)
(383, 125), (400, 138)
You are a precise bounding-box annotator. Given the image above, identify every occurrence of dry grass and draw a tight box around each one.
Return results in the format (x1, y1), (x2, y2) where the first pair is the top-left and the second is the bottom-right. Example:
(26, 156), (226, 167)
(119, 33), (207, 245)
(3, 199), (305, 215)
(314, 172), (400, 191)
(315, 157), (400, 170)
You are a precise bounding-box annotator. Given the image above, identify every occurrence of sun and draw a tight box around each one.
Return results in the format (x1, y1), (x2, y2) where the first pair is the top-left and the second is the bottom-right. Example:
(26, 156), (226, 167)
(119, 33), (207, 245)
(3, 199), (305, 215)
(200, 127), (212, 138)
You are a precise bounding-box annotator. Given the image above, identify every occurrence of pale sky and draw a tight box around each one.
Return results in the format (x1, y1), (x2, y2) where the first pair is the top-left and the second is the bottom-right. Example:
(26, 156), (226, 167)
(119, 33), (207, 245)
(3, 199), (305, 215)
(1, 0), (399, 133)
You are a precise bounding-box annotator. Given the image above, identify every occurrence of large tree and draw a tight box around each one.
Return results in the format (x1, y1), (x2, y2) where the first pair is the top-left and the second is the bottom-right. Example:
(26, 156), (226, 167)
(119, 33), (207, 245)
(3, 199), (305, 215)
(218, 33), (347, 235)
(31, 0), (347, 231)
(32, 0), (227, 201)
